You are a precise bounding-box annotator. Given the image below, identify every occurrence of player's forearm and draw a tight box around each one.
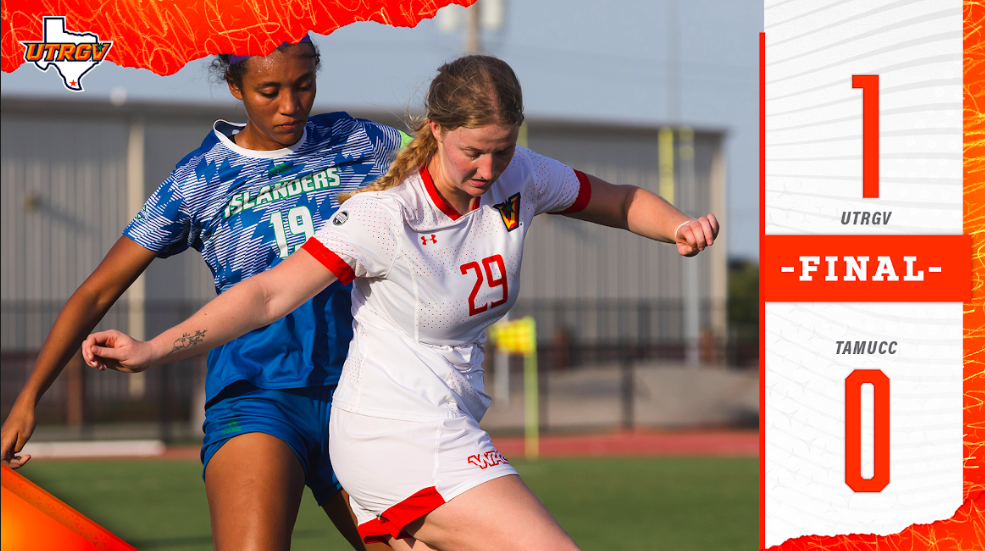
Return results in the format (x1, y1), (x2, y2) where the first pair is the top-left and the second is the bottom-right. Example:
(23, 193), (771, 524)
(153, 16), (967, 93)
(572, 175), (691, 242)
(143, 277), (279, 367)
(623, 186), (692, 243)
(143, 251), (337, 367)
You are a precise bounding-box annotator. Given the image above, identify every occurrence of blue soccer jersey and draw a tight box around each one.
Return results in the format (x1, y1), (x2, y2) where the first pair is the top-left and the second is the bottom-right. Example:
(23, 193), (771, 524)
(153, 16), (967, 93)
(124, 112), (404, 402)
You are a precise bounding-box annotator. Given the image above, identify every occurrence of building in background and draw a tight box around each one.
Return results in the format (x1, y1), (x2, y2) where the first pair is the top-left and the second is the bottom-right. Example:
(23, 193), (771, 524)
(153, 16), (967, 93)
(0, 97), (732, 435)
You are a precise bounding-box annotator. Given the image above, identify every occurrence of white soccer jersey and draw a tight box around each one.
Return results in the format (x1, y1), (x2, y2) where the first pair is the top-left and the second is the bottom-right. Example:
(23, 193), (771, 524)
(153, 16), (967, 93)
(303, 146), (590, 422)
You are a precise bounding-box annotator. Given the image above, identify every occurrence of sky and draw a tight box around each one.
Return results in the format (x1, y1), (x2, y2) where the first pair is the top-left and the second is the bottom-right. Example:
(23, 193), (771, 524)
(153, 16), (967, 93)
(1, 0), (763, 260)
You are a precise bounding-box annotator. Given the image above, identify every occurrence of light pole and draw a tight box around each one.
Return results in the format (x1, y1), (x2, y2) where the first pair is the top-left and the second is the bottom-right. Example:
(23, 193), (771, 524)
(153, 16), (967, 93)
(435, 0), (506, 54)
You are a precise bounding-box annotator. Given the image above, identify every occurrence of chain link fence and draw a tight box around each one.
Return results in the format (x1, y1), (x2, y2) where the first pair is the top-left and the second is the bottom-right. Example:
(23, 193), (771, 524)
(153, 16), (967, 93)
(1, 299), (757, 440)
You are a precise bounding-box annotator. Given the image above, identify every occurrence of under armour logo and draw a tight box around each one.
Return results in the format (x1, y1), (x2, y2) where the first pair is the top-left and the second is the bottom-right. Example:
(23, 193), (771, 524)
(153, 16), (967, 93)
(421, 234), (437, 246)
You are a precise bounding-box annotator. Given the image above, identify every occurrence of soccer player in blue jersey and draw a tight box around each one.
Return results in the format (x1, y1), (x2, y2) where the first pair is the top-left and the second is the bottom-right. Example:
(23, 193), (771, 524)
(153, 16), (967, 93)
(1, 37), (404, 551)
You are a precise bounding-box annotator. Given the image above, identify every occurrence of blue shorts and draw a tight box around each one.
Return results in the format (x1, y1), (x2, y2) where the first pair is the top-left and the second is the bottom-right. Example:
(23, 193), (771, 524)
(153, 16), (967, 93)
(201, 381), (341, 505)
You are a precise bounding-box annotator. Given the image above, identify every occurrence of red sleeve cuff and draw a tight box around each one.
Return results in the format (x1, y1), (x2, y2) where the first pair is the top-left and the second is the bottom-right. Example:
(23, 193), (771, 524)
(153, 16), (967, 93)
(301, 237), (356, 285)
(550, 169), (592, 215)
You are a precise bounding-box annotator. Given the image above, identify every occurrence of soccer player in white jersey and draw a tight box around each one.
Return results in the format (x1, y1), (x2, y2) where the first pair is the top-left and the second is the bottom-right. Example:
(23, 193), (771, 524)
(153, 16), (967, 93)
(82, 55), (719, 551)
(1, 38), (406, 551)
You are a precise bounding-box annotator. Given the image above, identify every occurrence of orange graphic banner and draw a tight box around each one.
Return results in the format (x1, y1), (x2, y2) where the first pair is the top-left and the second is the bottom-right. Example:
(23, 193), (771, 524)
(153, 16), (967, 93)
(1, 464), (137, 551)
(1, 0), (476, 76)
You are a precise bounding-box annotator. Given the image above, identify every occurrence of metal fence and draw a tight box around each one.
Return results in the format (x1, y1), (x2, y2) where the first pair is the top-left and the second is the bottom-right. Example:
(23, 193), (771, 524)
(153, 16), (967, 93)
(1, 299), (757, 440)
(0, 350), (205, 441)
(509, 299), (756, 367)
(1, 301), (209, 442)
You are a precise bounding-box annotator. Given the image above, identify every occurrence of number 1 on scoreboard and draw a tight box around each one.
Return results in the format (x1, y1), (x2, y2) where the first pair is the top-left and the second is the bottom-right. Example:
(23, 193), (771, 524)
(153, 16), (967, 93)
(852, 75), (879, 198)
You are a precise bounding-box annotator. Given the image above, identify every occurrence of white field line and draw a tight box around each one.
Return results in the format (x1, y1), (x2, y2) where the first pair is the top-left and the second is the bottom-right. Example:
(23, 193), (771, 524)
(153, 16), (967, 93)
(20, 440), (165, 459)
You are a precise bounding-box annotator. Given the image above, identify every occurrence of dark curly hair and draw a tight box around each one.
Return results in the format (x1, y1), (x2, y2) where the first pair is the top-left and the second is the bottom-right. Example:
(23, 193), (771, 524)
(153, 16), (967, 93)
(209, 41), (321, 90)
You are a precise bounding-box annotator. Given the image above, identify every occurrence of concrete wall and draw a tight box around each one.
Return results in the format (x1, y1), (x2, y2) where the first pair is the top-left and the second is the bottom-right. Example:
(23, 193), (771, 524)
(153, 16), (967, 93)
(480, 361), (759, 431)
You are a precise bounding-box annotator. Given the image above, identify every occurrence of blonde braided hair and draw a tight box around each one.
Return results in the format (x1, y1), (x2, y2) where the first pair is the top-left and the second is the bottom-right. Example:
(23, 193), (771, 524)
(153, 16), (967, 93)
(337, 118), (436, 203)
(338, 55), (524, 204)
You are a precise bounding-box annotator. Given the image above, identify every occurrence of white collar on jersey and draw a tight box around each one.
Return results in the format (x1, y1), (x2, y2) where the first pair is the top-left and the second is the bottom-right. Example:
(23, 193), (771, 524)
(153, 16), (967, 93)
(212, 120), (309, 159)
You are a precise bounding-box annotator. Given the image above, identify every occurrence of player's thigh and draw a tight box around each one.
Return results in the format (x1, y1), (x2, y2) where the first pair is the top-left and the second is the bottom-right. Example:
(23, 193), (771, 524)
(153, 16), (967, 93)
(406, 474), (579, 551)
(386, 536), (439, 551)
(205, 432), (306, 551)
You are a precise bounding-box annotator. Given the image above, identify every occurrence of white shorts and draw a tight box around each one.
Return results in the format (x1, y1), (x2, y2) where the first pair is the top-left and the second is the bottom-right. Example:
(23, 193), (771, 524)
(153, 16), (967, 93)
(329, 407), (517, 544)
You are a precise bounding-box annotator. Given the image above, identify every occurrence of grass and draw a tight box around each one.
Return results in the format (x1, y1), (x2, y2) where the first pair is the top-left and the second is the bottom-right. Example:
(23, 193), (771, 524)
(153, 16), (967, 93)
(517, 457), (758, 551)
(17, 456), (757, 550)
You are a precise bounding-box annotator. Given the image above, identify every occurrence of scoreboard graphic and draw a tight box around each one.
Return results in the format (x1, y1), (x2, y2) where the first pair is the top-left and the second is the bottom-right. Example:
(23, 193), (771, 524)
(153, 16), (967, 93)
(760, 0), (983, 549)
(1, 1), (982, 549)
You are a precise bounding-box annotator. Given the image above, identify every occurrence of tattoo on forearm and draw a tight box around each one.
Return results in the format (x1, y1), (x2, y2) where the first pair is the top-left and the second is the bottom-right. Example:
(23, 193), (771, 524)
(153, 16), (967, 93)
(169, 330), (207, 355)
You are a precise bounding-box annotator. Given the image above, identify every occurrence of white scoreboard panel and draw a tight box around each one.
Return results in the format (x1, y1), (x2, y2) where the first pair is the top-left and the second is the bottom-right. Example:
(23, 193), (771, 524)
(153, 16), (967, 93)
(761, 1), (971, 548)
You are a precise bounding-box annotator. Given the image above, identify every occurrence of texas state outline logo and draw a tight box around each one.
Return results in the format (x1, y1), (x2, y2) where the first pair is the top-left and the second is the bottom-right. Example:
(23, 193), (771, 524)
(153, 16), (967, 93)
(19, 16), (112, 92)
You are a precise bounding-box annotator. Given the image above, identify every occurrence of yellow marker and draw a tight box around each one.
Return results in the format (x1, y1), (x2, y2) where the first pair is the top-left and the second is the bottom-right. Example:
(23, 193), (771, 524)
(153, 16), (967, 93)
(488, 317), (539, 459)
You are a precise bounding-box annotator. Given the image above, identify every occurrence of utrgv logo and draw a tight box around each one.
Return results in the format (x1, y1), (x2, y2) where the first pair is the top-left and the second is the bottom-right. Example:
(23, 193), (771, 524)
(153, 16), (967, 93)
(20, 17), (113, 92)
(467, 450), (510, 470)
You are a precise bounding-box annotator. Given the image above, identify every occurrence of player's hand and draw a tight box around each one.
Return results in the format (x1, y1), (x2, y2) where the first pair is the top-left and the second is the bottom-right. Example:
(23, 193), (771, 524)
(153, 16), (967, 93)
(82, 330), (154, 373)
(676, 213), (720, 257)
(1, 400), (36, 469)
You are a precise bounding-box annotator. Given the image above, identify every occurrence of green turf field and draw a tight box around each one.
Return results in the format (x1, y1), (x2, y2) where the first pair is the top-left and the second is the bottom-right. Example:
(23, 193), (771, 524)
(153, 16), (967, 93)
(18, 456), (757, 550)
